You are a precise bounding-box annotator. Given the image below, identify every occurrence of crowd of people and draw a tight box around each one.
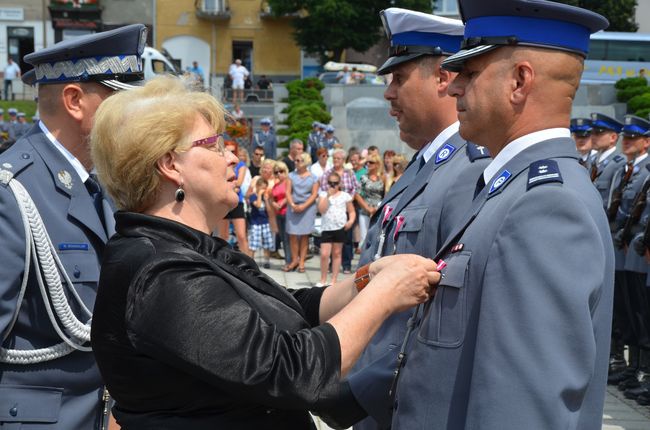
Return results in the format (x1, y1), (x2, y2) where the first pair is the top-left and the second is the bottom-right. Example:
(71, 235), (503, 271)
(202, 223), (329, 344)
(0, 1), (644, 429)
(217, 132), (412, 288)
(0, 107), (37, 153)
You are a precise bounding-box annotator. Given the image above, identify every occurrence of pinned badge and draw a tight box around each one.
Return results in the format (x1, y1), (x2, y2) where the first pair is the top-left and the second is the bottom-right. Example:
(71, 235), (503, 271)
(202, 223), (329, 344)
(57, 170), (73, 190)
(489, 170), (512, 194)
(451, 243), (464, 253)
(435, 143), (457, 164)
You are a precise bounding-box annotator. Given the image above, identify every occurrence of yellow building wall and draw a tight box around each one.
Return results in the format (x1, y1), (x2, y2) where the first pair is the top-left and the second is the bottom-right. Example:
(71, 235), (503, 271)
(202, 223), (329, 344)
(156, 0), (301, 77)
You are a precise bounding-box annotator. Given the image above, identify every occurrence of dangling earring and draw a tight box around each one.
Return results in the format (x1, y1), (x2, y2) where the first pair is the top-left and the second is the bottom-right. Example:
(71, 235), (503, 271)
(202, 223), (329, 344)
(175, 183), (185, 202)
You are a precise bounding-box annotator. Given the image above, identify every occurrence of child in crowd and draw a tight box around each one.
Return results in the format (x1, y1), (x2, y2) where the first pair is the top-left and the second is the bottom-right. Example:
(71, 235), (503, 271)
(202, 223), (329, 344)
(247, 178), (274, 268)
(316, 172), (355, 287)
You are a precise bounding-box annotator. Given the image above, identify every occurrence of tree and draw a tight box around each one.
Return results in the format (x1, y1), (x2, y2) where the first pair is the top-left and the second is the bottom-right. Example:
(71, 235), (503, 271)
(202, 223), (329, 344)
(554, 0), (638, 32)
(267, 0), (434, 64)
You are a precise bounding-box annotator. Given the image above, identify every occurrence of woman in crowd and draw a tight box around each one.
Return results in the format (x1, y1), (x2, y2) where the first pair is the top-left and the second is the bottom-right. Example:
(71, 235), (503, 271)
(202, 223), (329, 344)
(317, 172), (356, 287)
(310, 147), (331, 180)
(285, 153), (319, 272)
(218, 141), (250, 254)
(387, 153), (408, 193)
(270, 161), (291, 265)
(355, 152), (385, 248)
(89, 76), (438, 429)
(383, 149), (396, 186)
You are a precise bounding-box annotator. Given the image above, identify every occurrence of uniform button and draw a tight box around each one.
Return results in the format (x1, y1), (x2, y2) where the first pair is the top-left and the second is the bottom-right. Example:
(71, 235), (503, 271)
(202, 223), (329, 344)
(21, 153), (30, 159)
(365, 241), (371, 249)
(9, 406), (17, 417)
(73, 266), (81, 278)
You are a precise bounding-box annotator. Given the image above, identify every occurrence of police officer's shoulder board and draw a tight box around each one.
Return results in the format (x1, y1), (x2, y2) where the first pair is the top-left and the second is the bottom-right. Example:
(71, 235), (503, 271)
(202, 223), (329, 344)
(613, 155), (625, 163)
(0, 147), (35, 187)
(527, 160), (563, 191)
(466, 143), (490, 162)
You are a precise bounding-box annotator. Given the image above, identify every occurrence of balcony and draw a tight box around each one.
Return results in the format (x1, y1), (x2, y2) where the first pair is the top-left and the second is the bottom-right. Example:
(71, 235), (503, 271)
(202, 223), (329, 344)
(195, 0), (230, 21)
(259, 1), (301, 19)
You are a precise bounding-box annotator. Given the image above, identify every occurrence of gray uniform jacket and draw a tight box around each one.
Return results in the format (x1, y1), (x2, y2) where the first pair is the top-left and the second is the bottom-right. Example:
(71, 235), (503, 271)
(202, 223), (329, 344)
(0, 126), (115, 429)
(609, 159), (650, 273)
(593, 150), (625, 209)
(629, 174), (650, 277)
(253, 130), (277, 160)
(390, 137), (614, 430)
(350, 133), (490, 430)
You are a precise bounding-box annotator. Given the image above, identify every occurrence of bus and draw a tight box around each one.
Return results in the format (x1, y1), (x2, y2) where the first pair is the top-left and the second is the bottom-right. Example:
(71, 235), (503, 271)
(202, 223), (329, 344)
(583, 32), (650, 84)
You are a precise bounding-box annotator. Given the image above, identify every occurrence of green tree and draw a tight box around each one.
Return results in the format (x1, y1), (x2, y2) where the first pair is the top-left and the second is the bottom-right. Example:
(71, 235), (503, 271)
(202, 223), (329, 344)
(267, 0), (434, 64)
(554, 0), (638, 32)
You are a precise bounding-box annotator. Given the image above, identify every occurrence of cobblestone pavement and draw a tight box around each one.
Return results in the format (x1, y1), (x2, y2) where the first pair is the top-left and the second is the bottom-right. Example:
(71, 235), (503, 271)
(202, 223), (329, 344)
(258, 251), (650, 429)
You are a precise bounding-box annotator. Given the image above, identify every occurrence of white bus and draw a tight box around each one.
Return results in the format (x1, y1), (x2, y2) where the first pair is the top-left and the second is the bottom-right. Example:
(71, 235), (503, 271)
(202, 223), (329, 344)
(583, 31), (650, 84)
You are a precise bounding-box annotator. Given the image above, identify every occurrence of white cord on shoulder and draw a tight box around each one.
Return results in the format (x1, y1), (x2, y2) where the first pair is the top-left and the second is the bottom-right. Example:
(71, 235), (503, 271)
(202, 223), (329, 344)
(0, 171), (93, 364)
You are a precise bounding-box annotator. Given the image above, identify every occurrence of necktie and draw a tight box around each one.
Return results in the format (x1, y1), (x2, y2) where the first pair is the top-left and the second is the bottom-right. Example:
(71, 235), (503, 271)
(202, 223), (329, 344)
(417, 155), (426, 172)
(85, 174), (105, 223)
(474, 174), (486, 199)
(405, 152), (419, 170)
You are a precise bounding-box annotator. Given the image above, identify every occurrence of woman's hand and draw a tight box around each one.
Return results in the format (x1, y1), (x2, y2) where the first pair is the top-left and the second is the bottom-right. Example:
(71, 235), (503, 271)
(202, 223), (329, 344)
(343, 220), (353, 231)
(366, 255), (440, 313)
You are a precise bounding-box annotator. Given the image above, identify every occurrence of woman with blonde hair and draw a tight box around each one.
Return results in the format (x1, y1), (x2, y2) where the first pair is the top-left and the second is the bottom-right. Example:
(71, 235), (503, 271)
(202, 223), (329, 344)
(387, 153), (408, 192)
(355, 152), (385, 249)
(89, 75), (439, 429)
(286, 152), (319, 272)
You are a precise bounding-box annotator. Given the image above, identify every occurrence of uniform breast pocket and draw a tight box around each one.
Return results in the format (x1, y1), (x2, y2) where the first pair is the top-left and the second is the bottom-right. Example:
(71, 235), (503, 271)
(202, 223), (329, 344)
(56, 251), (100, 284)
(417, 251), (470, 348)
(0, 385), (62, 427)
(395, 206), (428, 254)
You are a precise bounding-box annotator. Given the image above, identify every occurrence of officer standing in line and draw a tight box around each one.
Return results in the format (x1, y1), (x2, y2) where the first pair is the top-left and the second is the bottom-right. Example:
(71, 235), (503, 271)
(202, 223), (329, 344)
(608, 115), (650, 399)
(14, 112), (30, 139)
(630, 123), (650, 405)
(308, 120), (322, 162)
(380, 1), (613, 428)
(253, 117), (277, 159)
(347, 9), (490, 430)
(590, 113), (625, 208)
(0, 25), (146, 430)
(570, 117), (594, 168)
(323, 125), (339, 151)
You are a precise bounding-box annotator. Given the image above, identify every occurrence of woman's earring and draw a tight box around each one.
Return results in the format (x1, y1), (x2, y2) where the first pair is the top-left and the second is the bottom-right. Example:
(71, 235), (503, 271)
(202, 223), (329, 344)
(175, 184), (185, 202)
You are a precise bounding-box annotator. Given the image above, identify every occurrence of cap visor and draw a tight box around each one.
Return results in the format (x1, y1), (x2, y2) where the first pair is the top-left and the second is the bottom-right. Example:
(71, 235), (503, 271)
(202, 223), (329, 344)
(377, 53), (426, 75)
(441, 45), (498, 71)
(100, 79), (143, 91)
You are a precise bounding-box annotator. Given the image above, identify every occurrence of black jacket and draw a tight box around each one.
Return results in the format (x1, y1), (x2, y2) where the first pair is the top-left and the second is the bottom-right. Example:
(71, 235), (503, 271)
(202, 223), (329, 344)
(91, 212), (359, 429)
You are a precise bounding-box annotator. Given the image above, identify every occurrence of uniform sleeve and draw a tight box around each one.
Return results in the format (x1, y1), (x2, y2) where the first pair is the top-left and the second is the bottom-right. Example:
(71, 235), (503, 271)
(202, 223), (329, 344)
(0, 184), (28, 340)
(465, 186), (612, 429)
(125, 254), (343, 411)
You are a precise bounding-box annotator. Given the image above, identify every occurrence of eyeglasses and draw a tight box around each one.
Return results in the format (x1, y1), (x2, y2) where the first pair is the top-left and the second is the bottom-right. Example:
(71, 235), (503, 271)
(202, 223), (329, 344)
(254, 152), (264, 157)
(274, 170), (286, 175)
(367, 161), (377, 165)
(191, 134), (226, 155)
(328, 181), (340, 187)
(295, 159), (303, 164)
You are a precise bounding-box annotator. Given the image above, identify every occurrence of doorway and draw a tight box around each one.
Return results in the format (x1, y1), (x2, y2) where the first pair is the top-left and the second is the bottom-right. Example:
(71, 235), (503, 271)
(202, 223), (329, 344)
(232, 41), (253, 77)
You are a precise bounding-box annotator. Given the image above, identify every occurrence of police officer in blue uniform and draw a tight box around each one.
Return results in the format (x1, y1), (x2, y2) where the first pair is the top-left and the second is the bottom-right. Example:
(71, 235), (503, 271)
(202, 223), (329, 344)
(347, 9), (490, 430)
(308, 121), (323, 161)
(608, 115), (650, 398)
(376, 1), (613, 428)
(570, 117), (594, 168)
(591, 113), (625, 208)
(323, 125), (339, 150)
(0, 24), (146, 430)
(253, 117), (277, 159)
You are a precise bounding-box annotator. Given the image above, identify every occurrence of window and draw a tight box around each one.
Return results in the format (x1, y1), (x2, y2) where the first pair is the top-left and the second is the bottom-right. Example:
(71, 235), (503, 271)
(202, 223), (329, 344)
(434, 0), (459, 16)
(202, 0), (226, 13)
(587, 40), (650, 62)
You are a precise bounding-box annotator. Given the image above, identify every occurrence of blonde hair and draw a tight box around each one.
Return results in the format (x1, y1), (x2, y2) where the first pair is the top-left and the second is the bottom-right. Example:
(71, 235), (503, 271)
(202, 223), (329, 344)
(274, 160), (289, 173)
(299, 152), (312, 165)
(367, 152), (385, 177)
(90, 75), (226, 211)
(392, 153), (408, 174)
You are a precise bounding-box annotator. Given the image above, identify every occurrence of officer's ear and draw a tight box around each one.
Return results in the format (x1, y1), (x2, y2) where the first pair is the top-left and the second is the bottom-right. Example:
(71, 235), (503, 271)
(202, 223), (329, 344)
(510, 61), (534, 105)
(436, 67), (454, 94)
(60, 83), (85, 122)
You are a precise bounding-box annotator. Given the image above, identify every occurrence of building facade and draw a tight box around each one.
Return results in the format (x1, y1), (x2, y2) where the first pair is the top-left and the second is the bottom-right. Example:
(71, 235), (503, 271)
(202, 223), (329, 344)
(155, 0), (302, 88)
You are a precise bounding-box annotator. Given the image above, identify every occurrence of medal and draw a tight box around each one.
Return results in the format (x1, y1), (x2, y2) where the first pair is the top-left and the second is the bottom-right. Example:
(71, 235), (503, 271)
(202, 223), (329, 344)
(373, 205), (394, 261)
(392, 215), (406, 255)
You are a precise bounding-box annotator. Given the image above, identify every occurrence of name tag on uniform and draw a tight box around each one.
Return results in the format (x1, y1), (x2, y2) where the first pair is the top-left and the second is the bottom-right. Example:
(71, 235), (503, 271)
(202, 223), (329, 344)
(58, 243), (89, 251)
